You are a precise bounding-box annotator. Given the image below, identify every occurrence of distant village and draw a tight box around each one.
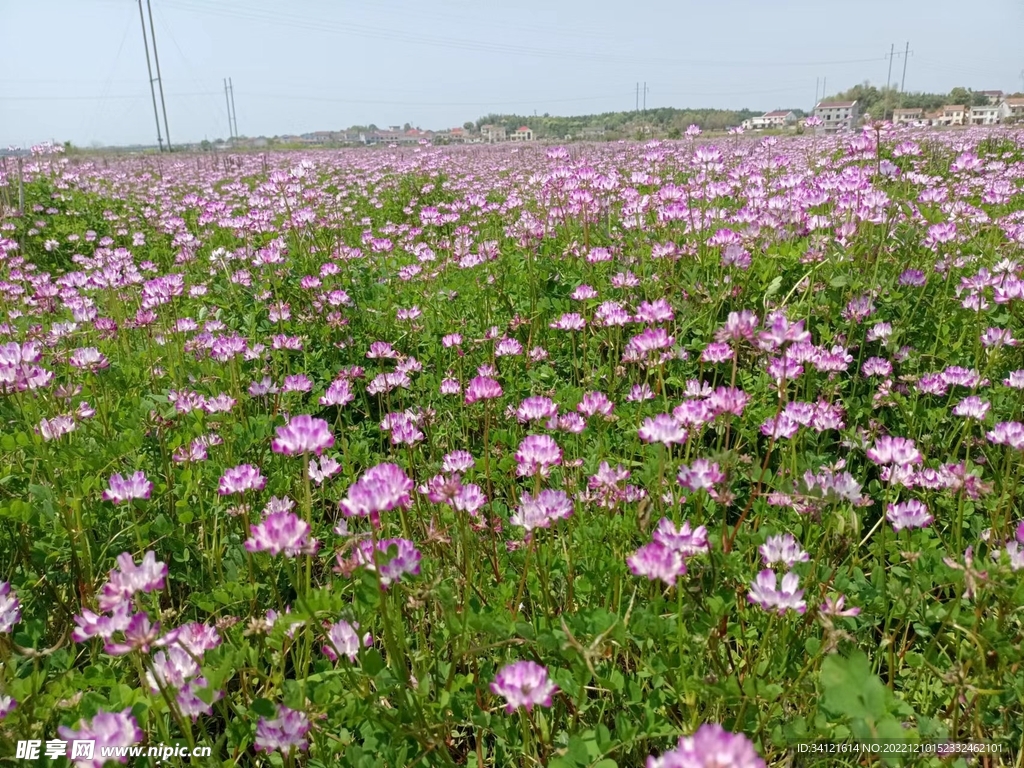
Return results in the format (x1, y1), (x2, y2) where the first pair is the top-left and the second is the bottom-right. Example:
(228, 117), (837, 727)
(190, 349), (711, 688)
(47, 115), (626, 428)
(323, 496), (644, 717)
(7, 89), (1023, 157)
(221, 123), (535, 151)
(227, 90), (1024, 151)
(746, 91), (1024, 134)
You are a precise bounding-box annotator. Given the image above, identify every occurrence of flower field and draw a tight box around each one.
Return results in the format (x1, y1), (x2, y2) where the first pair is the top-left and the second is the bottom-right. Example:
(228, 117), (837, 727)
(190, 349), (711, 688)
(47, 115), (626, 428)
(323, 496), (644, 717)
(1, 127), (1024, 767)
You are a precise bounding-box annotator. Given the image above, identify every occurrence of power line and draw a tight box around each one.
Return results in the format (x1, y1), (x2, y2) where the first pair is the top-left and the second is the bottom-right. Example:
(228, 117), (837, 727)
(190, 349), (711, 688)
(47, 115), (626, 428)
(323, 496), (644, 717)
(158, 0), (888, 71)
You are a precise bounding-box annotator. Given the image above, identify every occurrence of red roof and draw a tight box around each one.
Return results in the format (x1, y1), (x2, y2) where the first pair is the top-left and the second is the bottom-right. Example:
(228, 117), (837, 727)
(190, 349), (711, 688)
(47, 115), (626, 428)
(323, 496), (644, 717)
(517, 126), (530, 131)
(764, 110), (792, 117)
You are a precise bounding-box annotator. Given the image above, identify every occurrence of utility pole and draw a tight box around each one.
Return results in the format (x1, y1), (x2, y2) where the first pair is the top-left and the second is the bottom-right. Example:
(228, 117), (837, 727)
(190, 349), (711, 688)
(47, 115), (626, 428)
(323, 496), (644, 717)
(146, 0), (171, 151)
(137, 0), (164, 151)
(815, 77), (819, 106)
(884, 43), (895, 120)
(898, 42), (911, 110)
(224, 79), (233, 139)
(636, 82), (639, 114)
(822, 77), (826, 102)
(229, 77), (238, 138)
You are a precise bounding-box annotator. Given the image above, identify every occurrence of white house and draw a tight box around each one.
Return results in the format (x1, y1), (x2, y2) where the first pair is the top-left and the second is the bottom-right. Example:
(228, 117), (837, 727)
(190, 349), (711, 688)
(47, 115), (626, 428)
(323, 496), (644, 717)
(812, 100), (859, 133)
(969, 103), (1005, 125)
(480, 124), (507, 143)
(892, 108), (923, 125)
(1003, 97), (1024, 122)
(762, 110), (797, 127)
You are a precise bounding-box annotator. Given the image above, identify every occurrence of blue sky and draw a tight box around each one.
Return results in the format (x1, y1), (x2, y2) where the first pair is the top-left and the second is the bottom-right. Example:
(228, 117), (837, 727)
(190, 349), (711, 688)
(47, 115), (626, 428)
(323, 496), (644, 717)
(2, 0), (1022, 147)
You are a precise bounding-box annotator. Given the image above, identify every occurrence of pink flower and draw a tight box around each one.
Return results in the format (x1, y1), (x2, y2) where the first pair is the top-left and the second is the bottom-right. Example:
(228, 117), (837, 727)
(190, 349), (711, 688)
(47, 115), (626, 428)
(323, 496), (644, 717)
(759, 534), (809, 567)
(351, 538), (421, 587)
(747, 570), (806, 615)
(245, 511), (319, 557)
(638, 414), (687, 445)
(465, 375), (502, 404)
(99, 551), (167, 611)
(254, 706), (310, 754)
(271, 414), (334, 456)
(102, 471), (152, 504)
(647, 723), (765, 768)
(577, 391), (614, 418)
(515, 434), (563, 478)
(218, 464), (267, 495)
(652, 518), (709, 557)
(867, 435), (923, 466)
(886, 499), (933, 531)
(323, 619), (372, 662)
(339, 463), (414, 525)
(490, 661), (558, 713)
(627, 541), (686, 585)
(0, 581), (21, 634)
(58, 709), (142, 768)
(510, 489), (573, 531)
(677, 459), (724, 492)
(320, 379), (354, 407)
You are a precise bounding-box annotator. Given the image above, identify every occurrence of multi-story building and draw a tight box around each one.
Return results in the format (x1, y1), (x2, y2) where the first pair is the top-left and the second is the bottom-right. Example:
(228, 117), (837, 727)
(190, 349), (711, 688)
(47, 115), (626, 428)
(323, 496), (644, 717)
(969, 103), (1005, 125)
(936, 105), (966, 126)
(1004, 97), (1024, 122)
(812, 100), (859, 133)
(509, 126), (534, 142)
(762, 110), (797, 127)
(892, 108), (924, 125)
(480, 124), (507, 143)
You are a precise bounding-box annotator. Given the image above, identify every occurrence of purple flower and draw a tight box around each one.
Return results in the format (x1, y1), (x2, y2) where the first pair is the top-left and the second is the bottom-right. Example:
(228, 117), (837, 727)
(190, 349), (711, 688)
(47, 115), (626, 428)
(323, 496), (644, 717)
(104, 611), (160, 655)
(867, 435), (923, 466)
(820, 594), (861, 617)
(271, 414), (335, 456)
(701, 341), (733, 363)
(72, 601), (132, 643)
(0, 581), (21, 634)
(323, 619), (372, 662)
(102, 471), (152, 504)
(652, 519), (709, 557)
(490, 661), (558, 713)
(577, 391), (614, 418)
(352, 538), (421, 587)
(99, 551), (167, 612)
(0, 694), (15, 720)
(516, 396), (558, 423)
(987, 421), (1024, 450)
(647, 723), (765, 768)
(952, 396), (990, 420)
(511, 489), (573, 531)
(515, 434), (563, 478)
(254, 706), (311, 754)
(747, 570), (806, 615)
(465, 375), (502, 404)
(320, 378), (355, 407)
(627, 542), (686, 585)
(886, 499), (933, 531)
(759, 534), (809, 568)
(58, 709), (143, 768)
(442, 450), (476, 474)
(677, 459), (724, 492)
(218, 464), (267, 495)
(638, 414), (687, 446)
(309, 456), (342, 485)
(245, 511), (319, 557)
(339, 462), (414, 525)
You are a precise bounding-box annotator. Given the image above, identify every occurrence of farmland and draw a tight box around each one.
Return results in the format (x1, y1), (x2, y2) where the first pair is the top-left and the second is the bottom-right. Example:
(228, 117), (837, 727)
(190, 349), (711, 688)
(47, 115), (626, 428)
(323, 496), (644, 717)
(1, 127), (1024, 766)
